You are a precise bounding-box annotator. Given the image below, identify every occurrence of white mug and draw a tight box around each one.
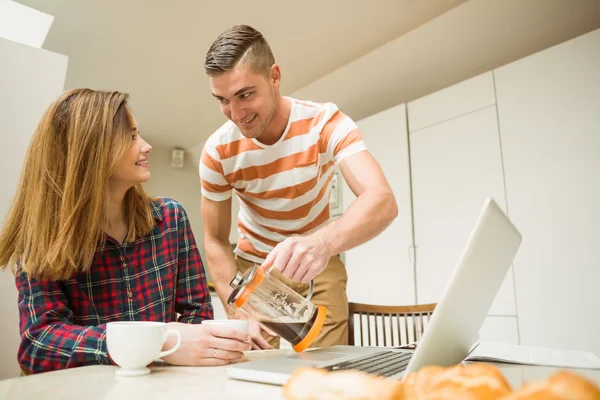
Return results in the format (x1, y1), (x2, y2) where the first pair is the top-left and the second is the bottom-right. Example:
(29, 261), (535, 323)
(202, 319), (249, 333)
(106, 321), (181, 377)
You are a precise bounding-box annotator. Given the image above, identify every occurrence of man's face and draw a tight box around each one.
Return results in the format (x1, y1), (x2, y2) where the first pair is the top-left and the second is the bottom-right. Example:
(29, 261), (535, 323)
(209, 64), (278, 140)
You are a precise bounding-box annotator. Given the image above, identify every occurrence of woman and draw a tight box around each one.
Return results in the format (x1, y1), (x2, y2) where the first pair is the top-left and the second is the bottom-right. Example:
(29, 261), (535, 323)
(0, 89), (250, 374)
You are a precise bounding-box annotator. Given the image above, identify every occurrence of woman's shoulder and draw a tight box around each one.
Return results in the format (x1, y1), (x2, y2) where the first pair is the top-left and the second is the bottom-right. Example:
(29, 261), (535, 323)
(150, 197), (187, 221)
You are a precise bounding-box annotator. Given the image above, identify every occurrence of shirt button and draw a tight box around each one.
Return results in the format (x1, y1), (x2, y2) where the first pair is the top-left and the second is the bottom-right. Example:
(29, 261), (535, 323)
(127, 290), (133, 298)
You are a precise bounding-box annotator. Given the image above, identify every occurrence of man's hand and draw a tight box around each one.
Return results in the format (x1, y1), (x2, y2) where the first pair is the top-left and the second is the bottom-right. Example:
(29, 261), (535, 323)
(248, 319), (277, 350)
(233, 312), (277, 350)
(261, 234), (332, 283)
(161, 322), (252, 366)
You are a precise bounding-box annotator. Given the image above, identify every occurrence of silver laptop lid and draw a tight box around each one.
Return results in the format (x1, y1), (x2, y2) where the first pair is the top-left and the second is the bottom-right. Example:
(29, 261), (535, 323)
(226, 198), (522, 385)
(405, 198), (521, 373)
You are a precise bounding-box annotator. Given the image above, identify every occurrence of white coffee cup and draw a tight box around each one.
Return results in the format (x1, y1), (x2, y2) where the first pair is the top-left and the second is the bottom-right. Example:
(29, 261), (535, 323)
(106, 321), (181, 377)
(202, 319), (249, 333)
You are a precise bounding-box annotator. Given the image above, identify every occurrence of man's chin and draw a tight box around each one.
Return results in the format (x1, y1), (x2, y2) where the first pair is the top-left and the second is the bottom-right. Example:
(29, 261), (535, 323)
(240, 129), (261, 139)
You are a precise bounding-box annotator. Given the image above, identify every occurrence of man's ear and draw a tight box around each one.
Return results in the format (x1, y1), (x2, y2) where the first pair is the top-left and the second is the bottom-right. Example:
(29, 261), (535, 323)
(270, 64), (281, 89)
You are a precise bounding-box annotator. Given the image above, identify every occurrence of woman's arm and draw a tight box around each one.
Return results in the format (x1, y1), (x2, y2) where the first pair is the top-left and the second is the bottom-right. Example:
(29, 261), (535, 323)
(174, 204), (214, 323)
(16, 271), (112, 374)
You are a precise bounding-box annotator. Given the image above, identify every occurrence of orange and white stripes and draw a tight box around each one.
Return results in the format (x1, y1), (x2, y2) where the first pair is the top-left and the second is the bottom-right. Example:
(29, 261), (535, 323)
(200, 98), (366, 263)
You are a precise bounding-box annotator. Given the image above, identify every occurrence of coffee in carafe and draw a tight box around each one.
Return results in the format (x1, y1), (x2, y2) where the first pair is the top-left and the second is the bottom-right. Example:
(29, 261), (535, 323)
(227, 264), (326, 352)
(259, 312), (320, 346)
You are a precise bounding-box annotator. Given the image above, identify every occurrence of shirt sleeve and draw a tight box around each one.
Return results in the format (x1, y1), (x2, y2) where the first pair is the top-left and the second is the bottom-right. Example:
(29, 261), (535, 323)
(174, 205), (214, 323)
(199, 142), (232, 201)
(16, 271), (112, 374)
(321, 107), (368, 164)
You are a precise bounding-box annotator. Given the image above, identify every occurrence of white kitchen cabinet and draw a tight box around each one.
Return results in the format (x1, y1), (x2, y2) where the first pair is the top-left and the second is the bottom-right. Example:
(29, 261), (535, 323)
(408, 72), (496, 132)
(409, 104), (517, 319)
(494, 29), (600, 355)
(342, 104), (415, 306)
(479, 316), (520, 345)
(409, 101), (520, 344)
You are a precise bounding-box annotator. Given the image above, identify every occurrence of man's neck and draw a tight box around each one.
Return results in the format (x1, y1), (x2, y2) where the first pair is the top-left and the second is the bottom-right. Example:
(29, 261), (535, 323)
(257, 96), (292, 146)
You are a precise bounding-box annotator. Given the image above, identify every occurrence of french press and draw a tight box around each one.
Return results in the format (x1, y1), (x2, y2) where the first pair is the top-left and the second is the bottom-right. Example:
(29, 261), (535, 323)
(227, 264), (326, 352)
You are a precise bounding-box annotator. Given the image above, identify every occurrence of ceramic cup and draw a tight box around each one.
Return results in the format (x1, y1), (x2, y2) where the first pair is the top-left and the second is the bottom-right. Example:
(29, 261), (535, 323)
(201, 319), (249, 333)
(106, 321), (181, 377)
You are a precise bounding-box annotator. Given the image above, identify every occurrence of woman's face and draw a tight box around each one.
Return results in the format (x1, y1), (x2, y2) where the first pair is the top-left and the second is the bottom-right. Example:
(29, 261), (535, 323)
(110, 113), (152, 187)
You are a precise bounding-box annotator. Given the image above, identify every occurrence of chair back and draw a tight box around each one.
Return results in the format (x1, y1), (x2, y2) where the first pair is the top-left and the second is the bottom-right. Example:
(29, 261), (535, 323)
(348, 302), (436, 347)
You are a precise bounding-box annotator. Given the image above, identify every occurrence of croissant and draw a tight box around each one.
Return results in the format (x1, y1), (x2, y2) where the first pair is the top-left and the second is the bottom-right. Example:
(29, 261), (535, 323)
(401, 363), (512, 399)
(283, 363), (600, 400)
(500, 370), (600, 400)
(282, 367), (404, 400)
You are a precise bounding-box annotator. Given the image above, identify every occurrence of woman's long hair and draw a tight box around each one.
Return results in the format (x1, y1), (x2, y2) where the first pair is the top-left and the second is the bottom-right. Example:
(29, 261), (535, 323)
(0, 89), (155, 281)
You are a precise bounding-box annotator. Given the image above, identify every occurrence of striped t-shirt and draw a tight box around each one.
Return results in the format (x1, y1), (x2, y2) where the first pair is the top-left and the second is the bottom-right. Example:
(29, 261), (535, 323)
(199, 97), (367, 263)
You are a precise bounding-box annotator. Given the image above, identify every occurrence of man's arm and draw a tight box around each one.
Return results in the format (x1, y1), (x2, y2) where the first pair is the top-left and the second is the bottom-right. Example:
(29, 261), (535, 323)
(201, 195), (275, 349)
(263, 150), (398, 282)
(201, 195), (237, 316)
(319, 150), (398, 255)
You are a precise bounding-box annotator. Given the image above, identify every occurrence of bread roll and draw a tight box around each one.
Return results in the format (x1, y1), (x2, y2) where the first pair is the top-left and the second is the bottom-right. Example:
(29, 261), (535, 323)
(283, 367), (403, 400)
(500, 370), (600, 400)
(401, 363), (512, 399)
(283, 363), (600, 400)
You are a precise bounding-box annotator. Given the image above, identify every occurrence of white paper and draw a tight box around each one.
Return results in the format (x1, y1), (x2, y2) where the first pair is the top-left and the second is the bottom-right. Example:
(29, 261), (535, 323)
(465, 342), (600, 370)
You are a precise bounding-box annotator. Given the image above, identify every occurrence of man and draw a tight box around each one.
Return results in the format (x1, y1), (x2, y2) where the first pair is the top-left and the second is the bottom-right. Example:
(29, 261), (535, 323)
(200, 25), (398, 350)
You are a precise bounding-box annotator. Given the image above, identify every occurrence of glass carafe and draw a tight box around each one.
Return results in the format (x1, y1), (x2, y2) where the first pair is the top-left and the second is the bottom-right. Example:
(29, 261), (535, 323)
(227, 264), (326, 352)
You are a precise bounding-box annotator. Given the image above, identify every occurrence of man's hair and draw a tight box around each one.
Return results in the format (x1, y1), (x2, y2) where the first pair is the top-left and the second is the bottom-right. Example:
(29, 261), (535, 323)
(204, 25), (275, 77)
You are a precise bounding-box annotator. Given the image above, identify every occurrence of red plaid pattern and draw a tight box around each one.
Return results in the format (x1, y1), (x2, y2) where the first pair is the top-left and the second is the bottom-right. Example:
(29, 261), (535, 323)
(16, 198), (213, 374)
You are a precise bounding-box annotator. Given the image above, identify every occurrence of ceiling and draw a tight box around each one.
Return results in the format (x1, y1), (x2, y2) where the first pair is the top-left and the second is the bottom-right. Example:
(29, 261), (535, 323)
(291, 0), (600, 129)
(14, 0), (600, 154)
(15, 0), (467, 149)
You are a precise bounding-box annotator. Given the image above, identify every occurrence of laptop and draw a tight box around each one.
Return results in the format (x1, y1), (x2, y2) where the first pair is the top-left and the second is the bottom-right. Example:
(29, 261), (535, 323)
(226, 198), (522, 385)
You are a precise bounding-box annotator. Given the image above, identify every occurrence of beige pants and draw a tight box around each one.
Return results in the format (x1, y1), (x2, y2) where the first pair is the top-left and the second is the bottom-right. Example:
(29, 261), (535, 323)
(235, 255), (349, 349)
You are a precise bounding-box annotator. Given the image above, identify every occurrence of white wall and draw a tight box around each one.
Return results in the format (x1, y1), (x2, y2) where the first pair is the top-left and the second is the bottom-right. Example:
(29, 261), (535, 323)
(142, 145), (241, 278)
(290, 0), (600, 124)
(0, 1), (53, 49)
(141, 146), (206, 260)
(0, 37), (68, 380)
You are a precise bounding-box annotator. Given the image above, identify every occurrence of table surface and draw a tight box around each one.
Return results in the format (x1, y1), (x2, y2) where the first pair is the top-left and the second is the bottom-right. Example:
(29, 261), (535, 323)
(1, 349), (599, 400)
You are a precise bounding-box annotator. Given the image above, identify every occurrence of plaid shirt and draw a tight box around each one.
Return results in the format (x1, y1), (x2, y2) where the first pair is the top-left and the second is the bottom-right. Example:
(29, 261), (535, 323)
(16, 198), (213, 374)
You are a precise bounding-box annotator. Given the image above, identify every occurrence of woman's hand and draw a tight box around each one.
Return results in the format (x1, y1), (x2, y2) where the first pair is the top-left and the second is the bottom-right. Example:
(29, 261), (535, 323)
(161, 322), (252, 366)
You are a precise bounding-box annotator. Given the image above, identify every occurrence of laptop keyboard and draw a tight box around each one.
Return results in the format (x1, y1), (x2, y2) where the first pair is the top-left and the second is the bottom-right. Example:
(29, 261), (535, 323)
(322, 351), (412, 377)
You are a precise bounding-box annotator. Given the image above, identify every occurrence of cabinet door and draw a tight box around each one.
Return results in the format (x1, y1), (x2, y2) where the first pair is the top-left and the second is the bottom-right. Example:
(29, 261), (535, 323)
(479, 316), (520, 344)
(494, 29), (600, 355)
(408, 72), (496, 132)
(342, 104), (415, 305)
(410, 106), (517, 319)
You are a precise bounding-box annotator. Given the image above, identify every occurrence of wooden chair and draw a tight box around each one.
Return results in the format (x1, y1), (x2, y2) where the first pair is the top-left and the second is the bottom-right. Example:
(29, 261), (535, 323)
(348, 302), (436, 347)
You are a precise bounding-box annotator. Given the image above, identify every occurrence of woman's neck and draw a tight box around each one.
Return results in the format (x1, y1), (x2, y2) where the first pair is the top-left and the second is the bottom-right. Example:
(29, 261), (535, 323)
(105, 185), (129, 244)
